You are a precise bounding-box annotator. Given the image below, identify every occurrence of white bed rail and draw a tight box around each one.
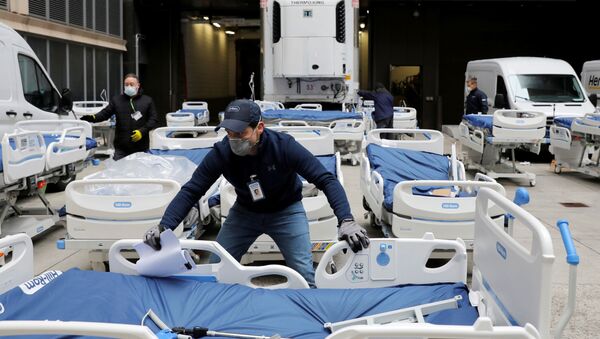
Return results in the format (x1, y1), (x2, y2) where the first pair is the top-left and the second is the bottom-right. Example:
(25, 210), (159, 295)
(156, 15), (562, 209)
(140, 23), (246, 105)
(1, 130), (45, 184)
(72, 101), (109, 116)
(278, 120), (310, 127)
(571, 112), (600, 135)
(472, 188), (554, 338)
(329, 119), (365, 136)
(492, 110), (546, 140)
(270, 126), (334, 155)
(315, 236), (467, 289)
(109, 239), (310, 289)
(366, 129), (444, 155)
(255, 100), (285, 112)
(0, 321), (155, 339)
(150, 126), (224, 150)
(44, 125), (87, 169)
(16, 119), (92, 140)
(294, 103), (322, 111)
(182, 101), (208, 111)
(0, 234), (33, 295)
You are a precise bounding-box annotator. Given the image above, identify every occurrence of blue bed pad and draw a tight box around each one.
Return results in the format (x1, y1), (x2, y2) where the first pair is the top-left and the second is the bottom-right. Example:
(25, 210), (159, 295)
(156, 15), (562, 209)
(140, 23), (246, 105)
(366, 144), (450, 211)
(262, 109), (363, 122)
(463, 114), (493, 131)
(43, 134), (97, 150)
(554, 117), (575, 129)
(0, 269), (478, 339)
(148, 147), (212, 166)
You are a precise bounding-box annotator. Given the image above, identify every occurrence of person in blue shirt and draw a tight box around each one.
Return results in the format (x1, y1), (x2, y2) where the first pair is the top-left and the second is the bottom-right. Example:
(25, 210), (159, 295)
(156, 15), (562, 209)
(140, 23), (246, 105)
(358, 83), (394, 127)
(143, 99), (370, 286)
(465, 76), (489, 114)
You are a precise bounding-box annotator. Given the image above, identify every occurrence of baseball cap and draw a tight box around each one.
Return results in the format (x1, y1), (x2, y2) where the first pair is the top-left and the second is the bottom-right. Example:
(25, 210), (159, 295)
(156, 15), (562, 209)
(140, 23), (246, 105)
(215, 99), (262, 133)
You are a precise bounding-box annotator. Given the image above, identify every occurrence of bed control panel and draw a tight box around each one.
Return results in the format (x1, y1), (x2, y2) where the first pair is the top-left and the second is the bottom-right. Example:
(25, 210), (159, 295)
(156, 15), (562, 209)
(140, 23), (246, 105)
(370, 241), (397, 280)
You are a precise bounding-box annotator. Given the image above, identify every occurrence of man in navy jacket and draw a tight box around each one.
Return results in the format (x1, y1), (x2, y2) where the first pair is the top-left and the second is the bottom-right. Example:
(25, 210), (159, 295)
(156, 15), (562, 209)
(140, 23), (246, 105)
(144, 100), (369, 286)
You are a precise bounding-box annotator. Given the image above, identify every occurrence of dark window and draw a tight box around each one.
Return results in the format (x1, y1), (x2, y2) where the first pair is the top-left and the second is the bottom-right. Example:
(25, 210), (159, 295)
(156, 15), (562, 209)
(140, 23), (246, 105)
(0, 0), (8, 10)
(85, 47), (94, 100)
(69, 0), (84, 27)
(95, 0), (107, 32)
(495, 76), (508, 109)
(18, 54), (60, 112)
(108, 0), (121, 36)
(335, 1), (345, 43)
(69, 44), (85, 101)
(26, 36), (48, 69)
(272, 1), (280, 43)
(49, 0), (67, 22)
(95, 48), (108, 98)
(109, 50), (121, 98)
(29, 0), (47, 18)
(85, 0), (94, 29)
(49, 40), (67, 90)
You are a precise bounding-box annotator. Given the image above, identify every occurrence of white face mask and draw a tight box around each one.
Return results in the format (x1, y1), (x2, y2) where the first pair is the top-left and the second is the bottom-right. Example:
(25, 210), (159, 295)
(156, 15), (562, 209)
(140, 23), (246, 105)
(124, 85), (138, 97)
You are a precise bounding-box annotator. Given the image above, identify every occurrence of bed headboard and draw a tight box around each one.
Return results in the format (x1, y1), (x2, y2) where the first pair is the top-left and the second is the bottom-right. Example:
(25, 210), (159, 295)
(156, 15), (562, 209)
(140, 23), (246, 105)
(472, 188), (554, 338)
(151, 126), (225, 149)
(0, 234), (34, 295)
(270, 126), (334, 155)
(366, 129), (444, 155)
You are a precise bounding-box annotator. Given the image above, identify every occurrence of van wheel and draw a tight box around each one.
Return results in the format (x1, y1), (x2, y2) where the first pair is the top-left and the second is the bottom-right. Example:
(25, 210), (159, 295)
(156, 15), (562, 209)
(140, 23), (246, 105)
(47, 174), (76, 193)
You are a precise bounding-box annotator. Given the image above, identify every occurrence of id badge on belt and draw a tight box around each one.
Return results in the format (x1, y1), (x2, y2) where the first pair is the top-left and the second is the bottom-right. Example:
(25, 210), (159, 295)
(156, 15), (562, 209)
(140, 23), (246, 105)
(248, 175), (265, 201)
(131, 111), (143, 121)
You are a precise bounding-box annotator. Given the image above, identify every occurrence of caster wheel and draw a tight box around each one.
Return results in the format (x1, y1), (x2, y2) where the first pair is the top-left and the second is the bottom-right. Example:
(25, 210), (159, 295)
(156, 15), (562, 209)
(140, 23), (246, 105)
(529, 180), (536, 187)
(554, 165), (562, 174)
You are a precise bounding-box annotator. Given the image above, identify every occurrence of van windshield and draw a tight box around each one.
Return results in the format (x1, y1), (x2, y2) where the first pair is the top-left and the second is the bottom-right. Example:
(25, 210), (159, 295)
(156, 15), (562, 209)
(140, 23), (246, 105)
(509, 74), (585, 103)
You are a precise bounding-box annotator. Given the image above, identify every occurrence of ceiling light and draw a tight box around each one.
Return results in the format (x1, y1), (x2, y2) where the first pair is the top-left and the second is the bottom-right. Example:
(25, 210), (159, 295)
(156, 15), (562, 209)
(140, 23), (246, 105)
(225, 30), (235, 35)
(359, 23), (365, 29)
(212, 22), (221, 28)
(203, 16), (209, 20)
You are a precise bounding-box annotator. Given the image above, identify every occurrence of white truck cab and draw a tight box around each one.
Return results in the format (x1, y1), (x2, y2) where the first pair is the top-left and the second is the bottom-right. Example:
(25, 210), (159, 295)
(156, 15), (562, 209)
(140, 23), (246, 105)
(0, 22), (73, 137)
(581, 60), (600, 109)
(466, 57), (596, 124)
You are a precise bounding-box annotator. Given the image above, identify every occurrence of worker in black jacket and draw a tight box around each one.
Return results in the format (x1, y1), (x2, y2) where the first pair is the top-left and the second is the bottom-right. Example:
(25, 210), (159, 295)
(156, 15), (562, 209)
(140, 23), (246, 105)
(465, 76), (489, 114)
(80, 73), (158, 160)
(358, 83), (394, 138)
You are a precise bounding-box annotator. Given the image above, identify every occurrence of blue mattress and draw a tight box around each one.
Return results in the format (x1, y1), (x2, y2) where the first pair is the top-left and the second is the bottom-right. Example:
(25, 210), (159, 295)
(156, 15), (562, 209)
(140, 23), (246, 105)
(262, 109), (363, 121)
(0, 269), (478, 339)
(366, 144), (450, 211)
(148, 148), (212, 166)
(180, 108), (209, 119)
(43, 134), (98, 150)
(554, 117), (575, 129)
(463, 114), (492, 131)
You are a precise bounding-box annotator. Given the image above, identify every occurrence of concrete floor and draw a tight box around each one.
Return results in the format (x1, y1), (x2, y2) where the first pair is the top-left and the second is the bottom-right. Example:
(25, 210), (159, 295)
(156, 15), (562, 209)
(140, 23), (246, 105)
(12, 133), (600, 338)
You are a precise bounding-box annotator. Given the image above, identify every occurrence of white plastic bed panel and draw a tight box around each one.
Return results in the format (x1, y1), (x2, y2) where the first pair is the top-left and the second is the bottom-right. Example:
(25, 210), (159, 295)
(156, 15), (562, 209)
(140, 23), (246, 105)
(43, 126), (88, 170)
(1, 131), (45, 184)
(571, 113), (600, 136)
(329, 119), (366, 141)
(150, 126), (225, 150)
(315, 236), (467, 289)
(0, 321), (156, 339)
(166, 112), (195, 127)
(255, 100), (285, 112)
(458, 122), (485, 153)
(72, 101), (110, 127)
(294, 103), (322, 111)
(0, 234), (34, 295)
(366, 129), (445, 155)
(16, 120), (93, 141)
(182, 101), (208, 111)
(471, 188), (554, 338)
(109, 239), (310, 289)
(270, 126), (335, 155)
(392, 106), (418, 129)
(493, 110), (546, 130)
(549, 125), (572, 150)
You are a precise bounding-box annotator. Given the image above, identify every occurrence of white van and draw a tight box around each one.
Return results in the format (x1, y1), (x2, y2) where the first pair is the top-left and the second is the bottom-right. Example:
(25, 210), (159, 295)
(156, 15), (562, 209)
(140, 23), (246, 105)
(0, 22), (74, 137)
(581, 60), (600, 108)
(465, 57), (596, 124)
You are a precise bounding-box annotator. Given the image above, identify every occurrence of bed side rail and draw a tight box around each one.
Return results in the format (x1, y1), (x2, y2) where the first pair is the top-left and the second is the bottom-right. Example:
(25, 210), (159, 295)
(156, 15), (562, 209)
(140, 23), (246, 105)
(0, 321), (155, 339)
(44, 126), (87, 169)
(270, 126), (334, 155)
(1, 131), (46, 184)
(366, 129), (444, 155)
(0, 234), (34, 294)
(16, 120), (92, 140)
(109, 239), (310, 289)
(65, 179), (180, 220)
(329, 119), (365, 134)
(150, 126), (224, 150)
(471, 188), (554, 337)
(571, 112), (600, 135)
(393, 180), (506, 221)
(325, 318), (541, 339)
(294, 103), (322, 111)
(315, 237), (467, 289)
(255, 100), (285, 112)
(549, 125), (572, 151)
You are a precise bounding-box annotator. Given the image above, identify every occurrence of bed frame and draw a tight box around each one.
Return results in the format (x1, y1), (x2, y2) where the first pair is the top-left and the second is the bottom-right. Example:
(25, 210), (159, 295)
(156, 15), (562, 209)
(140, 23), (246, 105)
(550, 113), (600, 178)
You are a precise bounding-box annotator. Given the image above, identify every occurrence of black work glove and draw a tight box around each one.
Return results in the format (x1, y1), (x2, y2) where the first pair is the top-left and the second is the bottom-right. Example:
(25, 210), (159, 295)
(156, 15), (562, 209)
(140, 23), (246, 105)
(338, 219), (370, 253)
(80, 115), (95, 123)
(143, 224), (165, 251)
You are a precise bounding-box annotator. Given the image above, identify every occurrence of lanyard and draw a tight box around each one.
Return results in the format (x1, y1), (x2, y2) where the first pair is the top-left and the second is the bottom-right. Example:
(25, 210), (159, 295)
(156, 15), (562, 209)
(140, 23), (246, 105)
(129, 99), (136, 113)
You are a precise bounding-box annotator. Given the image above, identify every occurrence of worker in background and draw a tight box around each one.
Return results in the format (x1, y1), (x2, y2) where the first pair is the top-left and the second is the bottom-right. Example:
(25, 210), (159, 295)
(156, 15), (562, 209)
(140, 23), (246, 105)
(80, 73), (158, 160)
(358, 83), (394, 138)
(143, 99), (370, 287)
(465, 76), (489, 114)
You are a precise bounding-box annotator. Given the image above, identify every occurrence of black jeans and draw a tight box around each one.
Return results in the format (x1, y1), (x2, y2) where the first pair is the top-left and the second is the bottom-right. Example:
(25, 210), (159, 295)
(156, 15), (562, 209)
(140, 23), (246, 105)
(375, 117), (394, 140)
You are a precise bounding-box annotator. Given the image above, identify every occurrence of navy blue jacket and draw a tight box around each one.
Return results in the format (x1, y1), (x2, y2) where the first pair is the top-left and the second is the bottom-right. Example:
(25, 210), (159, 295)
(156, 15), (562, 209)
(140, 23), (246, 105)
(159, 128), (353, 229)
(358, 89), (394, 122)
(465, 88), (489, 114)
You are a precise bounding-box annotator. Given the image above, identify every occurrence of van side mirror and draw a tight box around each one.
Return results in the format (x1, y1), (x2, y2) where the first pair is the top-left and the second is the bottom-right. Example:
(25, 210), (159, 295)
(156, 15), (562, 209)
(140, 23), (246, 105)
(59, 88), (73, 115)
(589, 93), (598, 107)
(494, 93), (507, 109)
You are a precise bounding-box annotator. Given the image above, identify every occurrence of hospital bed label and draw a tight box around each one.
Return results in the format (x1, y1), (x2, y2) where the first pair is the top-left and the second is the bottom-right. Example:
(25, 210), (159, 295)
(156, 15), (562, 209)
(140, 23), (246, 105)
(114, 201), (132, 208)
(442, 203), (460, 209)
(19, 270), (63, 295)
(496, 242), (507, 260)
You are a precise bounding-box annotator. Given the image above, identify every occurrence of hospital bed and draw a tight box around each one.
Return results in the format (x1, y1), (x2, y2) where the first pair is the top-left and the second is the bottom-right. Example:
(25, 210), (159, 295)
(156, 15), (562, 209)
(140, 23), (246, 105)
(58, 126), (223, 271)
(219, 126), (343, 264)
(393, 106), (418, 129)
(361, 128), (506, 250)
(261, 103), (367, 165)
(166, 101), (210, 127)
(458, 110), (546, 186)
(0, 188), (579, 339)
(72, 100), (114, 156)
(550, 113), (600, 178)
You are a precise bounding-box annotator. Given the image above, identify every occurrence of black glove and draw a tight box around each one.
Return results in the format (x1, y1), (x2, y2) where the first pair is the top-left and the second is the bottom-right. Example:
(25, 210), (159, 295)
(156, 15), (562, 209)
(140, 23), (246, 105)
(338, 219), (370, 253)
(143, 224), (165, 251)
(80, 115), (95, 123)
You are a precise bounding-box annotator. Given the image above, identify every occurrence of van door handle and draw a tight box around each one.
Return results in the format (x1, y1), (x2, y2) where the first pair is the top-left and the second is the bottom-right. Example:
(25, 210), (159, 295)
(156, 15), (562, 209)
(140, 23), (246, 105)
(6, 110), (17, 117)
(23, 112), (33, 119)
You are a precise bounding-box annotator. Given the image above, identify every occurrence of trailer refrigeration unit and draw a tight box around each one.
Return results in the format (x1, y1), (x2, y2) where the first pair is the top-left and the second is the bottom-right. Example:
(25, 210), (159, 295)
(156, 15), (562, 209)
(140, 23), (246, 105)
(262, 0), (359, 105)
